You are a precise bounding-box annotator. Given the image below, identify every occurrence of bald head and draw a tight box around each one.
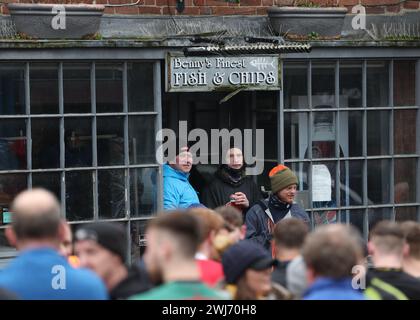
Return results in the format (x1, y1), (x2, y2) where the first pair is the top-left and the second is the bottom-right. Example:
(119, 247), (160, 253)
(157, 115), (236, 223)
(11, 189), (62, 240)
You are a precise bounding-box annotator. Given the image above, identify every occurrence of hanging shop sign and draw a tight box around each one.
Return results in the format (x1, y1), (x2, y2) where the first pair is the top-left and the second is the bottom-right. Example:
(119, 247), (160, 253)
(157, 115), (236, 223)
(166, 54), (281, 92)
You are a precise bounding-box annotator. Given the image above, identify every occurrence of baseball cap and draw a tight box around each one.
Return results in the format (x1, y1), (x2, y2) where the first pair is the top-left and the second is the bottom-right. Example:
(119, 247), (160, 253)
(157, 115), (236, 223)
(222, 239), (277, 284)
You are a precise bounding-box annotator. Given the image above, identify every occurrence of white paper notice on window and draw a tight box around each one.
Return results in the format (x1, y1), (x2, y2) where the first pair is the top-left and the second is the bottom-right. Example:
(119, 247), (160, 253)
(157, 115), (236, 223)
(312, 164), (332, 202)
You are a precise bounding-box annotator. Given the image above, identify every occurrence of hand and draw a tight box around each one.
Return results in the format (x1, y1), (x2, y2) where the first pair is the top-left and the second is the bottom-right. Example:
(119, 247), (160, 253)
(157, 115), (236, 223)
(231, 192), (249, 208)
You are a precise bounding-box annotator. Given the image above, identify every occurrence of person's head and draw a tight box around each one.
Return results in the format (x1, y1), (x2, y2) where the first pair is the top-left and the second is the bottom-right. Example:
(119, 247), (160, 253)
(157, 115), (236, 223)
(400, 221), (420, 260)
(168, 139), (193, 174)
(368, 221), (407, 264)
(302, 224), (361, 284)
(143, 211), (202, 284)
(74, 222), (127, 288)
(188, 208), (226, 260)
(225, 147), (244, 170)
(222, 240), (276, 299)
(269, 165), (298, 204)
(273, 218), (308, 260)
(6, 188), (64, 250)
(59, 220), (73, 257)
(215, 206), (246, 244)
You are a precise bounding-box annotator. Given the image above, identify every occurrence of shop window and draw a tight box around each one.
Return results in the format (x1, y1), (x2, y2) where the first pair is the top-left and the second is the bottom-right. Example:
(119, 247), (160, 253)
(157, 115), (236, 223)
(30, 63), (59, 114)
(394, 60), (415, 107)
(32, 118), (60, 169)
(64, 63), (91, 114)
(128, 63), (154, 112)
(394, 158), (417, 204)
(64, 117), (92, 168)
(394, 109), (417, 155)
(130, 168), (158, 217)
(339, 61), (362, 108)
(0, 64), (25, 115)
(96, 63), (123, 113)
(367, 61), (389, 108)
(98, 169), (126, 219)
(0, 119), (27, 171)
(65, 171), (94, 221)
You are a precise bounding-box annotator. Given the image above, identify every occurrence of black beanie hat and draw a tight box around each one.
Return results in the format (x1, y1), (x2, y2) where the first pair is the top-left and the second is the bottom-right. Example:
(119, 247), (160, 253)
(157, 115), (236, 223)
(75, 222), (127, 263)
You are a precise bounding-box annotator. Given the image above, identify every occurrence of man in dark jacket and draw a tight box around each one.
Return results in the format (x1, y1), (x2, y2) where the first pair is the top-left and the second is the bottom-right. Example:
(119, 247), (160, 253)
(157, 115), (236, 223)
(245, 164), (310, 253)
(201, 147), (261, 216)
(75, 222), (153, 300)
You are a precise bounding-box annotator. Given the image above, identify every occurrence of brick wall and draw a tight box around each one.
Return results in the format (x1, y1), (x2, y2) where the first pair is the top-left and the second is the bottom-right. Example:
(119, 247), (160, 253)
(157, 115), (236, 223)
(1, 0), (419, 16)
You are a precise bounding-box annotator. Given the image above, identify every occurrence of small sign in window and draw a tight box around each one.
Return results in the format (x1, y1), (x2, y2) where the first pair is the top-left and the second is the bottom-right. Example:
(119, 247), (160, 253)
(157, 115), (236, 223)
(2, 207), (12, 224)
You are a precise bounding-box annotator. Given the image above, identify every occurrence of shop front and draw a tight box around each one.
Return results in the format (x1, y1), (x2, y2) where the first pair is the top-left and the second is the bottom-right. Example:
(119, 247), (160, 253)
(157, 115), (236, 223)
(0, 20), (419, 263)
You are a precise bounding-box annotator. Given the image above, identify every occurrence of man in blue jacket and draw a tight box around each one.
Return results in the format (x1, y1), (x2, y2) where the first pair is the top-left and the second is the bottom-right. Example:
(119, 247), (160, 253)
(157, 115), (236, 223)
(0, 188), (107, 300)
(163, 145), (200, 210)
(301, 224), (365, 300)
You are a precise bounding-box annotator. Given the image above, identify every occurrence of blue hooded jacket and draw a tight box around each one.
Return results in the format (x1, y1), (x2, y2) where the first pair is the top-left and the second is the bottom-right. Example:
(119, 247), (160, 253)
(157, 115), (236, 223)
(163, 164), (200, 210)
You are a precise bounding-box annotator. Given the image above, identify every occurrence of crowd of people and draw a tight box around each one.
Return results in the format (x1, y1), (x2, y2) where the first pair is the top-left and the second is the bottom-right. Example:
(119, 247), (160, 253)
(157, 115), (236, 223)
(0, 144), (420, 300)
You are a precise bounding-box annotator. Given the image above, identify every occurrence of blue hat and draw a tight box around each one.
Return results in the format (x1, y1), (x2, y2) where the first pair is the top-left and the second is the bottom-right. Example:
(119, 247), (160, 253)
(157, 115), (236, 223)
(222, 240), (277, 284)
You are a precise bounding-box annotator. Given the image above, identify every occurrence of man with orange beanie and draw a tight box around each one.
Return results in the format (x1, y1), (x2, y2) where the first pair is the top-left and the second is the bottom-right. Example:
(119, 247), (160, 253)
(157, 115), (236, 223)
(245, 165), (310, 253)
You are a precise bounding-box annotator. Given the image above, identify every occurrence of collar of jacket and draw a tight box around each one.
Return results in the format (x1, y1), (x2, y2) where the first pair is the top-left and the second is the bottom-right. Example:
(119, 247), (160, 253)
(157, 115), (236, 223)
(215, 164), (246, 187)
(163, 163), (190, 182)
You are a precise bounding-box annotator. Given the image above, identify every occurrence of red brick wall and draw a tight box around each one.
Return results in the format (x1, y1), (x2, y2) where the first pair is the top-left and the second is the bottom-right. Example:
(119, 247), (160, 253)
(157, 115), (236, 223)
(1, 0), (419, 15)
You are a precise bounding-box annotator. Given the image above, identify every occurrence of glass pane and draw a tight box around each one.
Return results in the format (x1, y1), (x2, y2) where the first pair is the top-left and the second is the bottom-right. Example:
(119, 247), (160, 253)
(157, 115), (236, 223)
(96, 63), (123, 113)
(65, 171), (93, 221)
(369, 208), (393, 231)
(312, 210), (338, 226)
(0, 64), (25, 115)
(257, 161), (277, 194)
(64, 63), (91, 114)
(32, 118), (60, 169)
(284, 62), (308, 109)
(395, 158), (417, 204)
(32, 172), (61, 201)
(0, 119), (27, 170)
(340, 210), (365, 235)
(0, 174), (27, 226)
(367, 61), (389, 108)
(130, 168), (158, 217)
(396, 207), (418, 222)
(341, 160), (364, 207)
(339, 61), (362, 108)
(98, 170), (126, 219)
(65, 118), (92, 168)
(394, 110), (417, 154)
(311, 161), (339, 217)
(30, 63), (59, 114)
(368, 160), (391, 205)
(128, 62), (154, 112)
(284, 112), (307, 160)
(394, 61), (415, 106)
(367, 111), (390, 156)
(97, 116), (124, 166)
(340, 111), (363, 157)
(130, 220), (149, 261)
(312, 112), (336, 158)
(129, 116), (155, 164)
(312, 62), (335, 106)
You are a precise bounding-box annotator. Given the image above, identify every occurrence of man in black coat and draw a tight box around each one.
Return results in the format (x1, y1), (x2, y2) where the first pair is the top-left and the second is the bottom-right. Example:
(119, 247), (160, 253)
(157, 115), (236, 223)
(201, 147), (261, 216)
